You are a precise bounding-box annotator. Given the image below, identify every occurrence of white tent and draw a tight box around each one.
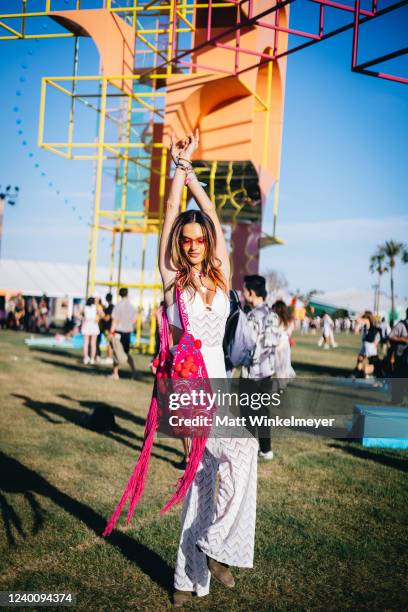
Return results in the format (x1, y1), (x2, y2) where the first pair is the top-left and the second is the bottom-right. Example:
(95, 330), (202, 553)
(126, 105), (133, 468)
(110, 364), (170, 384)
(313, 288), (408, 318)
(0, 258), (159, 306)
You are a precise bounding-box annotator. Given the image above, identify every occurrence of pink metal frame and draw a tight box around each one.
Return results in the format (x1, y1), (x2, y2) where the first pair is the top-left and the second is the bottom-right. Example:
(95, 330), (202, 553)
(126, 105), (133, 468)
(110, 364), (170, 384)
(351, 0), (408, 84)
(144, 0), (407, 85)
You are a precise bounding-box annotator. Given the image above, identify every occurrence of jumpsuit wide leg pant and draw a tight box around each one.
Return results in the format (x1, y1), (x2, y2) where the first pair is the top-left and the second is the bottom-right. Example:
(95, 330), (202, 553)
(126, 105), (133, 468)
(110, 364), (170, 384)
(174, 436), (258, 597)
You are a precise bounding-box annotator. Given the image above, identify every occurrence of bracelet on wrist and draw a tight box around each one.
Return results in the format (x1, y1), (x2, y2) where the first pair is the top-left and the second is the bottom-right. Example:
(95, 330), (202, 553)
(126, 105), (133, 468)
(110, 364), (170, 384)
(175, 161), (192, 171)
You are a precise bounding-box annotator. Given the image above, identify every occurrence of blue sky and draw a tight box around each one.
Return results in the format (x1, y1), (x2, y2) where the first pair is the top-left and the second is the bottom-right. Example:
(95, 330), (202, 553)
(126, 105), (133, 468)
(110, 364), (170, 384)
(0, 3), (407, 301)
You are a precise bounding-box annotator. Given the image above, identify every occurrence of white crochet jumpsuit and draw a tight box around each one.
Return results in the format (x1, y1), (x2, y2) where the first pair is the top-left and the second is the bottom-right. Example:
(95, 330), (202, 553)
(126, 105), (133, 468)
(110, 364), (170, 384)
(167, 288), (258, 596)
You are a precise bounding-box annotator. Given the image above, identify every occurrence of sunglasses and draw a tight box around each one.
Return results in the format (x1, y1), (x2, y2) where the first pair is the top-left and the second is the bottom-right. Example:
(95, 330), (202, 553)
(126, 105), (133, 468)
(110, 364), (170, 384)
(180, 236), (206, 247)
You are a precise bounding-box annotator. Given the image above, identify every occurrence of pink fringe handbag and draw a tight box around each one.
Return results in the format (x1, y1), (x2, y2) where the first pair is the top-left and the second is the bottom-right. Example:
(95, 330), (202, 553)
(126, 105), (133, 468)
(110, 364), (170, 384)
(103, 283), (214, 537)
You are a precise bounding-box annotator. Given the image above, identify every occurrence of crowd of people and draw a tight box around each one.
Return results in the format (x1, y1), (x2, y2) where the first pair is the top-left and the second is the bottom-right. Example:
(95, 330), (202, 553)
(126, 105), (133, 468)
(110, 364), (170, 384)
(1, 293), (51, 332)
(299, 313), (355, 337)
(3, 287), (407, 396)
(68, 289), (137, 380)
(352, 309), (408, 400)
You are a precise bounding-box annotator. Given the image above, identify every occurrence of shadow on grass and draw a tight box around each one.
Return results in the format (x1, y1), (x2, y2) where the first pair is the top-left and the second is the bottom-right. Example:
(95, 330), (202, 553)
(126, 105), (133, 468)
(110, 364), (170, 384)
(329, 442), (408, 473)
(292, 361), (352, 378)
(288, 379), (390, 406)
(12, 394), (182, 466)
(30, 347), (81, 359)
(36, 357), (152, 382)
(59, 395), (182, 458)
(0, 451), (173, 593)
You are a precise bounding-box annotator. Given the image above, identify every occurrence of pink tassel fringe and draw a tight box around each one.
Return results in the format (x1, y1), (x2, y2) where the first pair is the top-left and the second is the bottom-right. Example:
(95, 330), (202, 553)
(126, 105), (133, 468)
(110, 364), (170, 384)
(102, 393), (158, 537)
(160, 436), (207, 514)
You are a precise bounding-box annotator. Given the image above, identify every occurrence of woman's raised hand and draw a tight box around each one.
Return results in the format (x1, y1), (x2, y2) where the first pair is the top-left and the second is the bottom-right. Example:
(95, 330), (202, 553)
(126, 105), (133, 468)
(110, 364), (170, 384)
(169, 132), (185, 165)
(168, 129), (199, 164)
(183, 129), (199, 160)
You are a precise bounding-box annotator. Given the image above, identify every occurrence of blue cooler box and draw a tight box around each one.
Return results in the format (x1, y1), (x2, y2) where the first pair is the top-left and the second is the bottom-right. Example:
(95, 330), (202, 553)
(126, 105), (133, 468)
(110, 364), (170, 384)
(352, 405), (408, 449)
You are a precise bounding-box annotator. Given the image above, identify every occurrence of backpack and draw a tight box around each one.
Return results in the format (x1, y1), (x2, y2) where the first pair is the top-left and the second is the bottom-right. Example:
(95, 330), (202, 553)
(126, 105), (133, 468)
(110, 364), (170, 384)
(224, 301), (256, 368)
(394, 320), (408, 359)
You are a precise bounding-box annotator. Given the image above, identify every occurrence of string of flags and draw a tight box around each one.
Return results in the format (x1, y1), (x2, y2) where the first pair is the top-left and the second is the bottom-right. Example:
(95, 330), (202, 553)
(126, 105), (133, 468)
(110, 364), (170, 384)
(13, 38), (91, 226)
(12, 34), (138, 269)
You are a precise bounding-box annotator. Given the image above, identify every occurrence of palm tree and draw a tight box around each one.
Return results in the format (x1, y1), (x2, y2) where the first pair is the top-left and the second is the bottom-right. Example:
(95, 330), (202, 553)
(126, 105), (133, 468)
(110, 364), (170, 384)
(377, 240), (408, 326)
(290, 289), (321, 305)
(301, 289), (322, 306)
(369, 252), (387, 314)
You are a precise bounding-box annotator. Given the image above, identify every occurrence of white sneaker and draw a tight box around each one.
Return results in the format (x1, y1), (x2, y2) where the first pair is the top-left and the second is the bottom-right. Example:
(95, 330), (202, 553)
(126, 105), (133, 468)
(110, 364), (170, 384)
(323, 345), (330, 350)
(83, 357), (90, 365)
(258, 450), (274, 461)
(332, 343), (338, 348)
(90, 358), (95, 365)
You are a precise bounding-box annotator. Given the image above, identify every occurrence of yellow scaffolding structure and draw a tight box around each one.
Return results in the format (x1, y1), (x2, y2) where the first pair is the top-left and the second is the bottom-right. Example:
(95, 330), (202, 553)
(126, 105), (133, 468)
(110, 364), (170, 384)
(0, 1), (233, 41)
(3, 1), (286, 353)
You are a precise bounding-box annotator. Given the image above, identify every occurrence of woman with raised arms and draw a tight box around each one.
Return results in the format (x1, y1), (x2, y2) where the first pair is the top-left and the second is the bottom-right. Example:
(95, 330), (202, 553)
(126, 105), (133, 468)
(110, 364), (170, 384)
(104, 129), (258, 607)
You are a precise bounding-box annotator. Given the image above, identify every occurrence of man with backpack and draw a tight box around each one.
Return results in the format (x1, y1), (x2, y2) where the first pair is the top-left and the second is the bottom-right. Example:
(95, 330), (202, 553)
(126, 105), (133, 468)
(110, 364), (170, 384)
(239, 275), (281, 460)
(389, 308), (408, 403)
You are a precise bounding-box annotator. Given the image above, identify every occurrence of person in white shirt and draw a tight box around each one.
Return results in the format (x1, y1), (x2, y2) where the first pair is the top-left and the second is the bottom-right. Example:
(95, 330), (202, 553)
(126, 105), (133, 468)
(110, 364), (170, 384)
(109, 287), (137, 380)
(301, 316), (309, 335)
(318, 312), (338, 349)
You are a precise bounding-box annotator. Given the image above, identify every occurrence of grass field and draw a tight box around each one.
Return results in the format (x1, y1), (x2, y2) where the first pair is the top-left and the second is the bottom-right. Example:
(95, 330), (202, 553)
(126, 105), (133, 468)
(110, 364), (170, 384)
(0, 330), (407, 611)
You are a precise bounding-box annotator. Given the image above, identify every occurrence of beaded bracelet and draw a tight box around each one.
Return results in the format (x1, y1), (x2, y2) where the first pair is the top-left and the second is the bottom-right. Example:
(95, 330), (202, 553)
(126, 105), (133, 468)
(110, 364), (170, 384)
(175, 161), (192, 172)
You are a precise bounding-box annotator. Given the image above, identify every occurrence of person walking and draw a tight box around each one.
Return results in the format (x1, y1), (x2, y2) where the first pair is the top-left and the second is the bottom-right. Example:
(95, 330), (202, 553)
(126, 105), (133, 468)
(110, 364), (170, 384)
(81, 297), (100, 365)
(110, 287), (137, 380)
(240, 274), (280, 461)
(103, 130), (258, 606)
(99, 292), (114, 364)
(353, 311), (382, 378)
(272, 300), (296, 381)
(318, 312), (337, 349)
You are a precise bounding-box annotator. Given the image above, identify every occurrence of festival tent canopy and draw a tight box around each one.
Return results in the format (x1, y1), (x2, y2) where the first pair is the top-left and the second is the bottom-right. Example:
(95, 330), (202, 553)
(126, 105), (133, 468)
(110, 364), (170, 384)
(310, 288), (408, 318)
(0, 259), (156, 300)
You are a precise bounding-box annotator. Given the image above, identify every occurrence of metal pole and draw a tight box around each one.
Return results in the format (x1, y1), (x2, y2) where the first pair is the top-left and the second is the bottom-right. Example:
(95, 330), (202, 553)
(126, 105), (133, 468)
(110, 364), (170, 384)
(68, 36), (79, 159)
(116, 95), (133, 292)
(89, 77), (107, 296)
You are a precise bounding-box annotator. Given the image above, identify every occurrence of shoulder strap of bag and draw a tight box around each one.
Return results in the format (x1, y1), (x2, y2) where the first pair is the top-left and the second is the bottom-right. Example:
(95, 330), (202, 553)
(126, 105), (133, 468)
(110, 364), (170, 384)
(175, 279), (192, 335)
(159, 304), (170, 359)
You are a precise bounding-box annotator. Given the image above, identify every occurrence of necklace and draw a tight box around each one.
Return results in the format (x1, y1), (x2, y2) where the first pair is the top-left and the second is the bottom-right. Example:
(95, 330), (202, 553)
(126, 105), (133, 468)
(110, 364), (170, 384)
(192, 270), (208, 293)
